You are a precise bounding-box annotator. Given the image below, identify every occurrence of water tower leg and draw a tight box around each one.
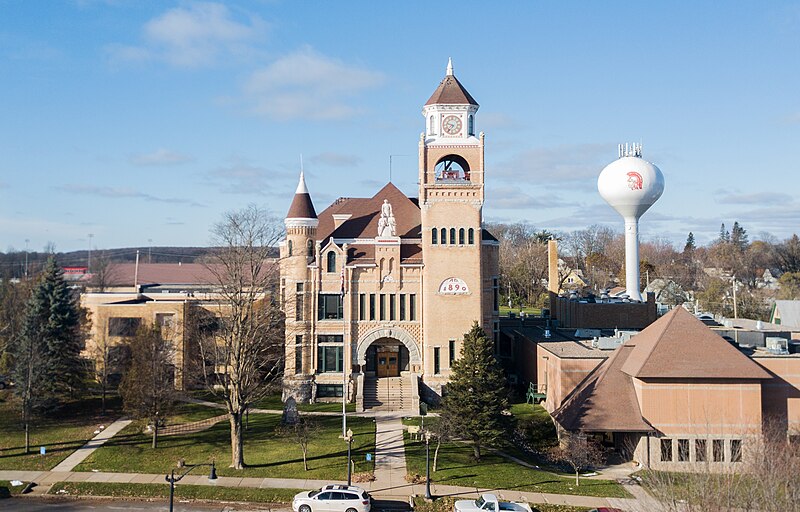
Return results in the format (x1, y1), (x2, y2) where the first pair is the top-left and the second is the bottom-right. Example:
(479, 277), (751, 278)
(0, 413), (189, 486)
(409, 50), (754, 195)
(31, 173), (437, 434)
(624, 217), (643, 301)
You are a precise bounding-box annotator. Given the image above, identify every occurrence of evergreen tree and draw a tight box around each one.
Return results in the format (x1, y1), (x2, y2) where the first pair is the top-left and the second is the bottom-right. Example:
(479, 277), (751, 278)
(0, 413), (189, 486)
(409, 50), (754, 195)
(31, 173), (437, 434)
(719, 223), (730, 243)
(683, 232), (696, 254)
(731, 221), (749, 251)
(440, 322), (509, 461)
(9, 256), (85, 452)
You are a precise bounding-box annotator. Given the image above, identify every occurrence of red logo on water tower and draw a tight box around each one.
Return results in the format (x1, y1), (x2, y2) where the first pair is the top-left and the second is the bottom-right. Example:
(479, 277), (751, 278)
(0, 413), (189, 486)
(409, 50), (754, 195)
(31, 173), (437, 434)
(626, 172), (643, 190)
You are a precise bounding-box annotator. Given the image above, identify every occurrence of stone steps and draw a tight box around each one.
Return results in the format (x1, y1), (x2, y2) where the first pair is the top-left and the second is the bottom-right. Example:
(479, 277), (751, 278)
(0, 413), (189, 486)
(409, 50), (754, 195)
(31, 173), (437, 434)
(364, 377), (412, 411)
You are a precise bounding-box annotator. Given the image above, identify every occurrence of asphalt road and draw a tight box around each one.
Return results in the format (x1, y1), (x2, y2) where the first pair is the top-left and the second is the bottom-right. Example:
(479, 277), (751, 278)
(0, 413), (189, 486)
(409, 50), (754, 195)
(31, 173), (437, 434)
(2, 497), (289, 511)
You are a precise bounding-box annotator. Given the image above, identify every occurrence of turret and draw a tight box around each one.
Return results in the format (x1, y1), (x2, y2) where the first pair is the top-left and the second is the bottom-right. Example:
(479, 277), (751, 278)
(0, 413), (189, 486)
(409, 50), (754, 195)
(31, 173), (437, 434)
(284, 171), (318, 260)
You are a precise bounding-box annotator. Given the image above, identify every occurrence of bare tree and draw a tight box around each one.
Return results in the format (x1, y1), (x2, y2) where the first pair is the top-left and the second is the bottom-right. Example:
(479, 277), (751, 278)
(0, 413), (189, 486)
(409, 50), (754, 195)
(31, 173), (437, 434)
(198, 204), (285, 469)
(88, 329), (127, 415)
(88, 250), (120, 292)
(277, 415), (320, 471)
(119, 325), (178, 449)
(549, 431), (604, 486)
(430, 415), (455, 472)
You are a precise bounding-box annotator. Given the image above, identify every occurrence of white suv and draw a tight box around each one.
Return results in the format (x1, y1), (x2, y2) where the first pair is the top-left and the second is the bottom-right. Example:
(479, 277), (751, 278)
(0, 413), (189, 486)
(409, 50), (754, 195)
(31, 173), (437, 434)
(292, 484), (372, 512)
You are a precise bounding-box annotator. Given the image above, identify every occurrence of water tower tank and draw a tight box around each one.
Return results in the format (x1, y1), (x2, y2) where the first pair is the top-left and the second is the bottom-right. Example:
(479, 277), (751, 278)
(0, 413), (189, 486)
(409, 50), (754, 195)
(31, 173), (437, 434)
(597, 144), (664, 301)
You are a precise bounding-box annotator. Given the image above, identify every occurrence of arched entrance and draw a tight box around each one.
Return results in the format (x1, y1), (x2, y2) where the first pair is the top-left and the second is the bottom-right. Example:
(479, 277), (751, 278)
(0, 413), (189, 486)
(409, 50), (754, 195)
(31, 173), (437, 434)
(356, 327), (421, 377)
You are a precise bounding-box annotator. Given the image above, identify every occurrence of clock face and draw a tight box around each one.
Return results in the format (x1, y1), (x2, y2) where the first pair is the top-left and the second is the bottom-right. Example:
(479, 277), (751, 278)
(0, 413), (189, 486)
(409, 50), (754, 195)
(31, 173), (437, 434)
(442, 115), (462, 135)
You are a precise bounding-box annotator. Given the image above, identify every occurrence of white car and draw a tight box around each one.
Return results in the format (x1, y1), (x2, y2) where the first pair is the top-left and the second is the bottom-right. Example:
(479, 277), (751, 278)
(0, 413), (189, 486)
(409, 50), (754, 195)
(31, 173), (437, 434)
(292, 484), (372, 512)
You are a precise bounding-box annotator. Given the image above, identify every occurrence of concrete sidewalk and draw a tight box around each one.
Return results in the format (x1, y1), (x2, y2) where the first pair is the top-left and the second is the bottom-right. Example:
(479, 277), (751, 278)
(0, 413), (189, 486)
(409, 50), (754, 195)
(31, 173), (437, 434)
(51, 418), (132, 473)
(370, 412), (408, 496)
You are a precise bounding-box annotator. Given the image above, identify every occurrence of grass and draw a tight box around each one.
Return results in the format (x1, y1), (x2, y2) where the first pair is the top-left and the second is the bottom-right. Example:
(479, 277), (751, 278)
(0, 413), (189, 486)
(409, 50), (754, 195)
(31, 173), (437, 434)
(499, 306), (542, 317)
(49, 481), (299, 503)
(0, 390), (123, 471)
(510, 402), (558, 451)
(402, 411), (628, 499)
(0, 479), (30, 498)
(413, 496), (590, 512)
(75, 413), (376, 480)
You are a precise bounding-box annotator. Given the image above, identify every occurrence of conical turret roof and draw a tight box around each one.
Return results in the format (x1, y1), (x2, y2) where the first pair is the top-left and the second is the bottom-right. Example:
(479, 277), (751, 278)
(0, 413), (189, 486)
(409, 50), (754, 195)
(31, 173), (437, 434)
(424, 58), (478, 107)
(286, 171), (317, 219)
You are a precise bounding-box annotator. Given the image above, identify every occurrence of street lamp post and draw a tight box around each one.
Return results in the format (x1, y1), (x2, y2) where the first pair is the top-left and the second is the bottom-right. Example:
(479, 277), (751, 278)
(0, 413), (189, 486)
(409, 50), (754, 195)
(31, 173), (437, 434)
(165, 460), (217, 512)
(345, 427), (354, 485)
(424, 430), (432, 499)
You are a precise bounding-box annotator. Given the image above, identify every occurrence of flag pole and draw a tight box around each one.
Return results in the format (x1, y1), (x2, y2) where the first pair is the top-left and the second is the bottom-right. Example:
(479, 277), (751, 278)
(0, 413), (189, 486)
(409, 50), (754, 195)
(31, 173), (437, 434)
(341, 262), (347, 437)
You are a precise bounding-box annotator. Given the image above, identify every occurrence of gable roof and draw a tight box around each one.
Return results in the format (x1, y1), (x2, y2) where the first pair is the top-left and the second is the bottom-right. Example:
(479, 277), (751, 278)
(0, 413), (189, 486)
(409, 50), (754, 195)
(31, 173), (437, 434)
(552, 344), (654, 432)
(317, 182), (421, 243)
(425, 73), (478, 106)
(620, 307), (771, 379)
(772, 300), (800, 328)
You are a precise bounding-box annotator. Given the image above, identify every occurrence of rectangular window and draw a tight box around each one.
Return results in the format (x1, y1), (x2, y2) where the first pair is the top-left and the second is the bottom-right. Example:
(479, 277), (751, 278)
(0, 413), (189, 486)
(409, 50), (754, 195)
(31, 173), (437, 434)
(389, 294), (396, 321)
(295, 335), (303, 374)
(409, 294), (416, 321)
(317, 334), (343, 343)
(359, 294), (366, 321)
(677, 439), (689, 462)
(316, 384), (343, 398)
(660, 439), (673, 462)
(399, 294), (406, 321)
(713, 439), (725, 462)
(379, 294), (386, 321)
(317, 345), (343, 372)
(449, 339), (456, 365)
(317, 294), (343, 320)
(295, 282), (304, 321)
(155, 313), (175, 329)
(369, 294), (376, 321)
(434, 347), (441, 374)
(695, 439), (707, 462)
(730, 439), (742, 462)
(108, 317), (141, 337)
(493, 277), (499, 312)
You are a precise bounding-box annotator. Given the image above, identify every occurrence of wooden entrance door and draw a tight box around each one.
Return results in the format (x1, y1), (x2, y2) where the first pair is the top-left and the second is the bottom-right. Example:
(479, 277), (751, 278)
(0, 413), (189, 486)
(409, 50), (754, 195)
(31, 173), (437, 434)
(376, 350), (399, 377)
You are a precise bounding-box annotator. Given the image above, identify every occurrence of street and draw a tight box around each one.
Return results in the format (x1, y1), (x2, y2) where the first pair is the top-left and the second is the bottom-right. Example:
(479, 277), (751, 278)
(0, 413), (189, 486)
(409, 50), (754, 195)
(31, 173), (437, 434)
(2, 497), (289, 512)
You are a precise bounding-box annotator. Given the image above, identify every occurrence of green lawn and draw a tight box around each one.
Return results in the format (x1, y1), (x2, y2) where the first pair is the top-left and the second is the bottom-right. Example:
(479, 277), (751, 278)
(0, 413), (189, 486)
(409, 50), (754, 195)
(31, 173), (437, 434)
(510, 402), (558, 451)
(0, 479), (30, 498)
(49, 481), (299, 503)
(499, 306), (542, 317)
(403, 412), (627, 499)
(191, 390), (356, 413)
(0, 391), (123, 471)
(75, 413), (375, 480)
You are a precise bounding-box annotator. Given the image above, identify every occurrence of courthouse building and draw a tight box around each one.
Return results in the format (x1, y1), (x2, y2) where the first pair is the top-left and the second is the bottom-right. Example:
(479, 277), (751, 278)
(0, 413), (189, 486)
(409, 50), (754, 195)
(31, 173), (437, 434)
(280, 61), (500, 410)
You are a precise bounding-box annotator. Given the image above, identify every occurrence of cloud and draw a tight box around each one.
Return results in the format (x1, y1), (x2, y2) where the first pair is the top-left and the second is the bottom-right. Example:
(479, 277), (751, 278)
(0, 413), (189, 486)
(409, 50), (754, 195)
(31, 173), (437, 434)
(107, 2), (266, 68)
(716, 191), (793, 205)
(130, 148), (193, 166)
(485, 186), (567, 210)
(309, 152), (362, 167)
(495, 143), (611, 191)
(57, 184), (203, 206)
(242, 46), (386, 120)
(206, 162), (292, 194)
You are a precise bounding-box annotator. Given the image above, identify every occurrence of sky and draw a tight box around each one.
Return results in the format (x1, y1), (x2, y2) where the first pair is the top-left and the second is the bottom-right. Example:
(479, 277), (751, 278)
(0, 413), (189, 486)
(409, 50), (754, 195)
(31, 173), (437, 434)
(1, 1), (799, 253)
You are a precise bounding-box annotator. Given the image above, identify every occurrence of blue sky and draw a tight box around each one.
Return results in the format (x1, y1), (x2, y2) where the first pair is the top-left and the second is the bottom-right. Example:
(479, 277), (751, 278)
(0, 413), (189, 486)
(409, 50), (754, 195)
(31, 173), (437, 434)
(1, 1), (798, 253)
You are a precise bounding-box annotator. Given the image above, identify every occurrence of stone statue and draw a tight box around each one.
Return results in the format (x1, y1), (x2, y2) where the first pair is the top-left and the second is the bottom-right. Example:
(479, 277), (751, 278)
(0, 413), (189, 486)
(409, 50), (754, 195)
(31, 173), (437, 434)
(377, 199), (397, 237)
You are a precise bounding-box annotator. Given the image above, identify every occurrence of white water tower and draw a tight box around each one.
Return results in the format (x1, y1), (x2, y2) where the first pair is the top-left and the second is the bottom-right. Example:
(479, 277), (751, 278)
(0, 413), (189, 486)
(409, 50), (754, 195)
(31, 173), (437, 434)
(598, 144), (664, 302)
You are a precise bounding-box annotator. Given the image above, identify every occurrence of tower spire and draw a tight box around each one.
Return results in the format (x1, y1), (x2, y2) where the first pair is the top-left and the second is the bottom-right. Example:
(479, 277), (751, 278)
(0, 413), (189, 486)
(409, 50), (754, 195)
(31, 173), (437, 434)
(446, 57), (453, 76)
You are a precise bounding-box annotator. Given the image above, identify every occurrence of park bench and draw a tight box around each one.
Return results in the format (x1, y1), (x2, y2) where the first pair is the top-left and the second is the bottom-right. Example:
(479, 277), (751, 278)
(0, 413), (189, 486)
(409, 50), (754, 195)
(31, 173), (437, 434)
(526, 383), (547, 405)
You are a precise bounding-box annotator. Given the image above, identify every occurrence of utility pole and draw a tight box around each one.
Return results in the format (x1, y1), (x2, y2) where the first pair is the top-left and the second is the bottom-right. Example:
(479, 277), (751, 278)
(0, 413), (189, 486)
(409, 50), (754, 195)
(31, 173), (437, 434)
(732, 275), (738, 319)
(148, 239), (153, 263)
(24, 239), (29, 279)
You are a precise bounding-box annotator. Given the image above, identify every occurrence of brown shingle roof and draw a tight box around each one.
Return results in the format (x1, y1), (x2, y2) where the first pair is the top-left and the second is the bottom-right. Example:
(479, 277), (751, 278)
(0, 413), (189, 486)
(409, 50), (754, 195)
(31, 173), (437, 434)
(102, 263), (222, 286)
(317, 183), (421, 243)
(425, 74), (478, 106)
(286, 192), (317, 219)
(620, 307), (772, 379)
(552, 345), (654, 432)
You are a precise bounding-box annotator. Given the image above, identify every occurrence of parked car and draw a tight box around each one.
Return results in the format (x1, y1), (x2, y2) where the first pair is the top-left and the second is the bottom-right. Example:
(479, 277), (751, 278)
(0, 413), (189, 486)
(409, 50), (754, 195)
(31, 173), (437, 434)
(454, 494), (533, 512)
(292, 484), (372, 512)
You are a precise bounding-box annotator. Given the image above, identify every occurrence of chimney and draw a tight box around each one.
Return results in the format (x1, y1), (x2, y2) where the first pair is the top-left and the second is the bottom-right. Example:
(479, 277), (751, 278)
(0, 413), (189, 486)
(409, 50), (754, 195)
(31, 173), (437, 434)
(547, 240), (559, 293)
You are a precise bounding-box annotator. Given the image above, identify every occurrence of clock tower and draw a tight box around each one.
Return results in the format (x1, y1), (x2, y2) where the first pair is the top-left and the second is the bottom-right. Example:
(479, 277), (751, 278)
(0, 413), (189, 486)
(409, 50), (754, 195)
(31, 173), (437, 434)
(419, 59), (494, 393)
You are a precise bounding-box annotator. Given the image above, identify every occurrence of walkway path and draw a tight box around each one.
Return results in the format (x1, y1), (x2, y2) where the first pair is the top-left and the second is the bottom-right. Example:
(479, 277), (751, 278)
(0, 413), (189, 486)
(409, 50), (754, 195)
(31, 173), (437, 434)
(370, 412), (409, 497)
(51, 418), (132, 473)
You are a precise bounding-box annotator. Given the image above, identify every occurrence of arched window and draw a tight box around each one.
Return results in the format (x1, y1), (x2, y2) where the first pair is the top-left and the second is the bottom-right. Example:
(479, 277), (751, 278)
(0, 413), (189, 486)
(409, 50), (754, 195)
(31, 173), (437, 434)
(468, 228), (475, 245)
(450, 228), (456, 245)
(307, 239), (314, 257)
(440, 228), (447, 245)
(468, 115), (474, 136)
(432, 228), (438, 245)
(434, 154), (470, 181)
(459, 228), (465, 245)
(288, 240), (293, 256)
(326, 251), (336, 273)
(429, 115), (435, 135)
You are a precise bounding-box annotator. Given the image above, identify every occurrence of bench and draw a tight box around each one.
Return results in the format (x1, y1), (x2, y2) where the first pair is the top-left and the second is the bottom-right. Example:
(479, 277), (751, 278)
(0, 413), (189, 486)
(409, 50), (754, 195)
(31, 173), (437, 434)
(526, 383), (547, 405)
